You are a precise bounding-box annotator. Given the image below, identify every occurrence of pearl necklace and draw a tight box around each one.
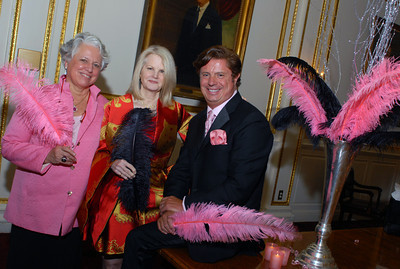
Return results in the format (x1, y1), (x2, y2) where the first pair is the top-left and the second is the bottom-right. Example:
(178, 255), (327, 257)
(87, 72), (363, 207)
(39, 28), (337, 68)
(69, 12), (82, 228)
(135, 99), (158, 110)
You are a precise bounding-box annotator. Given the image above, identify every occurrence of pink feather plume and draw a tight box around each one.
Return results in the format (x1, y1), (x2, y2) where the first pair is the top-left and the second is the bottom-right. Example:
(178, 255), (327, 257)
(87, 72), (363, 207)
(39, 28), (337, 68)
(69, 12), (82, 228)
(0, 62), (73, 147)
(258, 59), (328, 136)
(329, 58), (400, 142)
(172, 203), (299, 243)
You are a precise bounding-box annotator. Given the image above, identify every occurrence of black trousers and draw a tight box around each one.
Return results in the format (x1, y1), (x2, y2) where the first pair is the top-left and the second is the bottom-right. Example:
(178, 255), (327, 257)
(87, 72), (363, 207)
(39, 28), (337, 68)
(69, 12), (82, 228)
(122, 221), (185, 269)
(121, 221), (264, 269)
(7, 225), (82, 269)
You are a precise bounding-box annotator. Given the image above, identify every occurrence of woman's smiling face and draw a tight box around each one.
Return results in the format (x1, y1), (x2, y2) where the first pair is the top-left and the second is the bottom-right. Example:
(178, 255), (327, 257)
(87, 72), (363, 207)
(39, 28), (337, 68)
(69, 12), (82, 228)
(140, 53), (165, 93)
(65, 43), (102, 91)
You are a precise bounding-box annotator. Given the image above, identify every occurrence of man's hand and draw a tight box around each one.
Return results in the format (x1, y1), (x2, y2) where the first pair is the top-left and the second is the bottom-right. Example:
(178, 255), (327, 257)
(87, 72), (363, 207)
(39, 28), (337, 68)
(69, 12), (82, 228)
(160, 196), (183, 214)
(157, 211), (176, 235)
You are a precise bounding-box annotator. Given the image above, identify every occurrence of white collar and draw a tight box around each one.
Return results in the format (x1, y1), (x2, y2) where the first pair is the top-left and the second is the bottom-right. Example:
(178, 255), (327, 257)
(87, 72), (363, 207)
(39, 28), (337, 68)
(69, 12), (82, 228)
(207, 90), (238, 117)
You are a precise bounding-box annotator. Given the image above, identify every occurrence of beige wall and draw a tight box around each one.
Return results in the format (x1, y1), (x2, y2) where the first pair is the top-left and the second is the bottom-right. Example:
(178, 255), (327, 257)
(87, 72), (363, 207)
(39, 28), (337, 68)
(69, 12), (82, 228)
(0, 0), (399, 232)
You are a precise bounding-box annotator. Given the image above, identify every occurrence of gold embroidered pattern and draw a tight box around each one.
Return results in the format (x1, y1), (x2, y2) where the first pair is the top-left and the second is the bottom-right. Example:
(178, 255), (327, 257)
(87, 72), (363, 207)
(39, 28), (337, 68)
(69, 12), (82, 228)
(106, 239), (124, 255)
(114, 202), (133, 223)
(113, 95), (132, 108)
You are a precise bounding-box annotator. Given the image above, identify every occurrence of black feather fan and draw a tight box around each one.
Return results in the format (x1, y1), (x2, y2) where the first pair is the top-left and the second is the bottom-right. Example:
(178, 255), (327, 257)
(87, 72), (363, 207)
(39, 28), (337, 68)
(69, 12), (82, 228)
(277, 57), (342, 122)
(350, 105), (400, 151)
(111, 108), (154, 213)
(272, 106), (321, 147)
(270, 57), (342, 147)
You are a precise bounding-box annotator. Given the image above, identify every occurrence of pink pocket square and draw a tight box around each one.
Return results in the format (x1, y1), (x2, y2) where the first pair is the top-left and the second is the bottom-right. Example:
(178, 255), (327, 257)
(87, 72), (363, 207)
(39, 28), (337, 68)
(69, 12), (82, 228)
(210, 129), (227, 145)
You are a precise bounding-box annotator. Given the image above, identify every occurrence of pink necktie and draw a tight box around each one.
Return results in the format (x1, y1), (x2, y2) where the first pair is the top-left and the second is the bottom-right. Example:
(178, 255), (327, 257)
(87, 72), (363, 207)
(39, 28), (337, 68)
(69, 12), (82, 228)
(205, 110), (216, 135)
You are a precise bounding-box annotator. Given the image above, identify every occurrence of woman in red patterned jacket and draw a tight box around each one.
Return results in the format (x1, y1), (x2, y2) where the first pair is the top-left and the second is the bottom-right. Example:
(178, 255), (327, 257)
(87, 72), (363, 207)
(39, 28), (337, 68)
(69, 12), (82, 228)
(78, 45), (192, 269)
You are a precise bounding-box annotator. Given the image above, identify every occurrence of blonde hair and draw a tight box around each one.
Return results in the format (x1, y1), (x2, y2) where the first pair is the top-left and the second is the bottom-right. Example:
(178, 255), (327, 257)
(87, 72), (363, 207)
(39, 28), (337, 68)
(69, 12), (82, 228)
(130, 45), (176, 106)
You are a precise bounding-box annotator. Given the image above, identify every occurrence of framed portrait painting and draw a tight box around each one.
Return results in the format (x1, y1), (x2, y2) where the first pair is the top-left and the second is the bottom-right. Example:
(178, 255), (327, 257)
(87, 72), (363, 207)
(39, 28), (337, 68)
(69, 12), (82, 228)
(138, 0), (255, 100)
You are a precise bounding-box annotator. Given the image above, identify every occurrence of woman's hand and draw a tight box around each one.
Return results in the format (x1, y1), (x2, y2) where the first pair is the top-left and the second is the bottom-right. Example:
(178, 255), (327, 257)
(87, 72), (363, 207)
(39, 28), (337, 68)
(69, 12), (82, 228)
(44, 146), (76, 166)
(111, 159), (136, 180)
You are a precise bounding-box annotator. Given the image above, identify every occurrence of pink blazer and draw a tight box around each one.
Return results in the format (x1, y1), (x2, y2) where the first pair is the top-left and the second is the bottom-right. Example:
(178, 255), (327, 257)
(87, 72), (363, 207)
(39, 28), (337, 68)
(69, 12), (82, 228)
(2, 80), (107, 236)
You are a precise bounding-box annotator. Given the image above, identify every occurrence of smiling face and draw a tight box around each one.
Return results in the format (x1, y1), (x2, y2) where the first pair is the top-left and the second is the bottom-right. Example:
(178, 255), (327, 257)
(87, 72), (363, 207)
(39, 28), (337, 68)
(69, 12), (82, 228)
(199, 58), (239, 109)
(65, 43), (102, 91)
(140, 53), (165, 93)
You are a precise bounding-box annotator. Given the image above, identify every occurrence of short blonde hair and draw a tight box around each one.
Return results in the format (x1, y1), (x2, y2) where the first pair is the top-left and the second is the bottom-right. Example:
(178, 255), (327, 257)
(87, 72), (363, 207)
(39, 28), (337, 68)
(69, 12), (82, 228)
(130, 45), (176, 106)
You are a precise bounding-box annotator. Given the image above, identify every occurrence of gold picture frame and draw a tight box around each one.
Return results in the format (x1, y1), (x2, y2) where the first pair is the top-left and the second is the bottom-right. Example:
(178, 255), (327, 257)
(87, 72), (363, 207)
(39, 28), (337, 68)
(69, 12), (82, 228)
(371, 17), (400, 59)
(139, 0), (255, 100)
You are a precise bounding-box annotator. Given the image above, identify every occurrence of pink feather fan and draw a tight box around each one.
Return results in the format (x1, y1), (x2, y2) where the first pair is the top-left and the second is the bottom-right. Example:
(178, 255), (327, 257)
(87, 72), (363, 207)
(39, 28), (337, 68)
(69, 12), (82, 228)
(0, 62), (73, 147)
(258, 59), (328, 137)
(329, 58), (400, 142)
(172, 203), (299, 243)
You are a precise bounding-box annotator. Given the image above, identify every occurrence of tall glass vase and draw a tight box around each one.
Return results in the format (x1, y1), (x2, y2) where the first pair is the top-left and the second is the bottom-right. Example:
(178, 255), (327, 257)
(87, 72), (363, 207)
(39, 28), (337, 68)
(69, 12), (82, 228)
(295, 140), (357, 268)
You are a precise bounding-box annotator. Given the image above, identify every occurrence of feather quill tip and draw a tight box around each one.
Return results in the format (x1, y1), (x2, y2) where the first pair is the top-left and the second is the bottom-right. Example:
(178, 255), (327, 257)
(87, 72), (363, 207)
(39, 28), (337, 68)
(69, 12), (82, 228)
(172, 203), (300, 243)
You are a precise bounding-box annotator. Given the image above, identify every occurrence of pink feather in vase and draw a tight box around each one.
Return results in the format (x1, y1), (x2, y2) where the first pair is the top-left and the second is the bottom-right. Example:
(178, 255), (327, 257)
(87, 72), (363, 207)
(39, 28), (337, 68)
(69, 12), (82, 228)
(0, 62), (73, 147)
(258, 58), (328, 137)
(172, 203), (299, 243)
(329, 58), (400, 142)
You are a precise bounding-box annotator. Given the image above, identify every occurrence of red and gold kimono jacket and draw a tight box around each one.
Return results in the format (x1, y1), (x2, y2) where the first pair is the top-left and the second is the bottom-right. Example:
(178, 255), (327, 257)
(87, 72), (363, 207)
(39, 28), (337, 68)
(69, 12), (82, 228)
(77, 93), (191, 255)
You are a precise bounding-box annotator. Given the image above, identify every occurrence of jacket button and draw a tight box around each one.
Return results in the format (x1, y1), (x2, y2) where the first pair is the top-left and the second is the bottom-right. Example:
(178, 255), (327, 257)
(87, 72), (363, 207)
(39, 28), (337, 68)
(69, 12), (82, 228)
(67, 191), (73, 196)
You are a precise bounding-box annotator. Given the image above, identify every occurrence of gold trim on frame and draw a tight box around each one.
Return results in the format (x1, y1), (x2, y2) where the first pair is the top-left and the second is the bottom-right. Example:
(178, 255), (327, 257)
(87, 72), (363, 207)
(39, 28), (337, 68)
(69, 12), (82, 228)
(39, 0), (56, 79)
(141, 0), (158, 52)
(233, 0), (255, 62)
(283, 0), (311, 206)
(265, 0), (291, 122)
(54, 0), (71, 84)
(74, 0), (86, 36)
(141, 0), (255, 100)
(0, 0), (3, 15)
(265, 0), (291, 205)
(282, 0), (339, 206)
(0, 0), (22, 200)
(298, 0), (311, 59)
(325, 0), (340, 63)
(270, 0), (301, 206)
(0, 0), (22, 156)
(276, 0), (299, 116)
(286, 0), (329, 206)
(312, 0), (328, 67)
(273, 0), (330, 206)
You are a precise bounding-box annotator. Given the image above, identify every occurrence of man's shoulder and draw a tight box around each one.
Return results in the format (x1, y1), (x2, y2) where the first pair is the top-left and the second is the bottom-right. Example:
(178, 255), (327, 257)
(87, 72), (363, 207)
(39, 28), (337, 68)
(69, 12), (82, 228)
(230, 96), (266, 117)
(190, 109), (206, 123)
(226, 99), (269, 132)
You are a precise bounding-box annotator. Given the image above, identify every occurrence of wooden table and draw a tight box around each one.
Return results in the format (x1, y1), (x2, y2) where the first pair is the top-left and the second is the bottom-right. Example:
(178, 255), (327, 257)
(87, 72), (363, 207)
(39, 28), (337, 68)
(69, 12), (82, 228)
(158, 227), (400, 269)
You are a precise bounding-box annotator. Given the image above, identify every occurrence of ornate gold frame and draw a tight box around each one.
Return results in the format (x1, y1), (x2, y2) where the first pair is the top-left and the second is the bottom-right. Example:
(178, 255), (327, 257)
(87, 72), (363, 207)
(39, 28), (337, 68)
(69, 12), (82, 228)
(267, 0), (340, 206)
(140, 0), (255, 100)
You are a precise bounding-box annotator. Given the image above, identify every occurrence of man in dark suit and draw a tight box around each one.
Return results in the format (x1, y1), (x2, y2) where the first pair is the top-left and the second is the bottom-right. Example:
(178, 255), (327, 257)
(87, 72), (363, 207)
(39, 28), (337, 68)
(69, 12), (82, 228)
(122, 46), (273, 268)
(175, 0), (222, 87)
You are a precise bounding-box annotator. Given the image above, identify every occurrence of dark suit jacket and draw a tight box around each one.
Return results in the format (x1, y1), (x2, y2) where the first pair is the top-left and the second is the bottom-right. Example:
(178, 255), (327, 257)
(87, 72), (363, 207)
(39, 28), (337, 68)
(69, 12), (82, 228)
(175, 4), (222, 86)
(164, 93), (273, 262)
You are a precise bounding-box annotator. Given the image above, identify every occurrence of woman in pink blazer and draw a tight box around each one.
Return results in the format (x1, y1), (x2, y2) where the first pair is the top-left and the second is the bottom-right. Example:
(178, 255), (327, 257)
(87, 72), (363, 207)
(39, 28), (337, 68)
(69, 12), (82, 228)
(1, 32), (109, 269)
